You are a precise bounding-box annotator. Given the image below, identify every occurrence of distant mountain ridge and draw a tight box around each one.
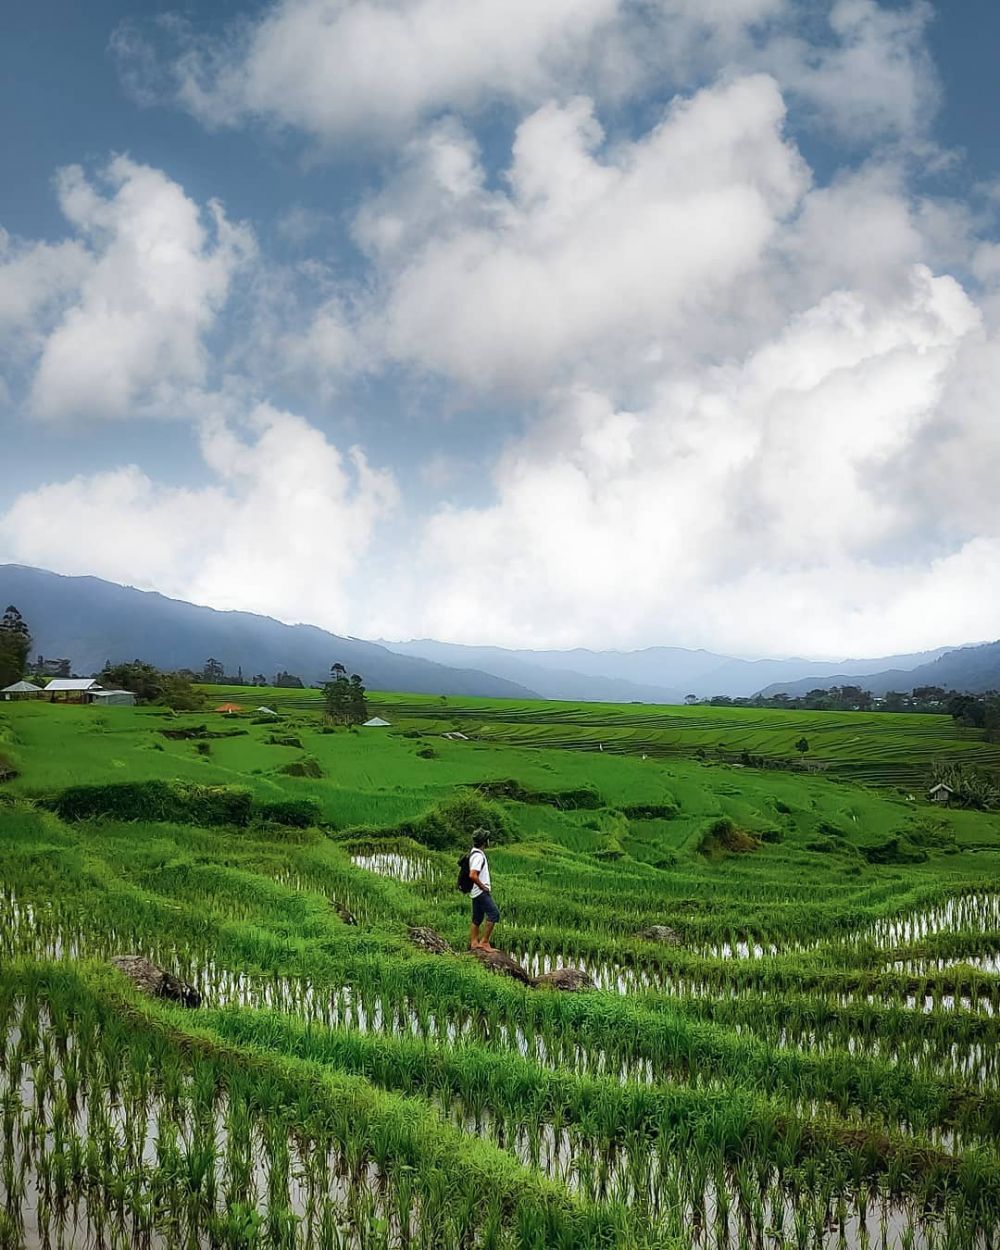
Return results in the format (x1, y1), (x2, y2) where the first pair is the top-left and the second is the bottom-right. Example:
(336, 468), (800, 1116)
(0, 563), (970, 704)
(0, 565), (534, 698)
(762, 641), (1000, 698)
(386, 639), (954, 702)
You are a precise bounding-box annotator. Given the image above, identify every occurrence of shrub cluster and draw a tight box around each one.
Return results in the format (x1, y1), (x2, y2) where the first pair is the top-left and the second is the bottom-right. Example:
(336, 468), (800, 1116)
(47, 780), (320, 830)
(343, 792), (517, 852)
(697, 817), (761, 857)
(50, 780), (254, 827)
(473, 777), (603, 810)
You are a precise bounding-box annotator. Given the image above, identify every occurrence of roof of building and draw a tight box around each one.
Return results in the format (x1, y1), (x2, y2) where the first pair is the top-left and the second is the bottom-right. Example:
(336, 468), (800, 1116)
(2, 680), (44, 693)
(363, 716), (391, 726)
(90, 689), (134, 698)
(215, 703), (244, 712)
(256, 706), (277, 714)
(929, 782), (954, 794)
(45, 678), (101, 691)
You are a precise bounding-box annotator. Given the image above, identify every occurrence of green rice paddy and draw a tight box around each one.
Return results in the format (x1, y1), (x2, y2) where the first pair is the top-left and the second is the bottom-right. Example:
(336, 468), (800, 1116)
(1, 689), (999, 1248)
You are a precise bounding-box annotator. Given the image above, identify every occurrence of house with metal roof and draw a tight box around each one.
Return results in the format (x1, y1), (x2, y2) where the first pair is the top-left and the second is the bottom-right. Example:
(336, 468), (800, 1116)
(45, 678), (102, 702)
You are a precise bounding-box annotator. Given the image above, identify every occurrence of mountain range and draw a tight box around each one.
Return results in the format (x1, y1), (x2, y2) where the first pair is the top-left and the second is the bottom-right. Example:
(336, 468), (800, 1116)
(761, 641), (1000, 699)
(385, 638), (955, 702)
(0, 565), (531, 698)
(1, 564), (993, 701)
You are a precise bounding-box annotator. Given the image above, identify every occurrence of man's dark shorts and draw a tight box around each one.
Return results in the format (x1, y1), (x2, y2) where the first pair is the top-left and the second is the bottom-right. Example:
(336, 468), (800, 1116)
(472, 892), (500, 925)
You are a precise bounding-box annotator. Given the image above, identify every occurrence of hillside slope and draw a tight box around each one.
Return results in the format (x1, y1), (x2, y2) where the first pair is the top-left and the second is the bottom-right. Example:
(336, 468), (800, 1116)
(761, 641), (1000, 697)
(0, 565), (535, 698)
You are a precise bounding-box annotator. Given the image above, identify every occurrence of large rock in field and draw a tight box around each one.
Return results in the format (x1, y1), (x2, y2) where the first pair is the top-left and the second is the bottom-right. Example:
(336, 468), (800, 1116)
(409, 926), (453, 954)
(533, 967), (595, 992)
(638, 925), (683, 945)
(468, 947), (533, 985)
(111, 956), (202, 1008)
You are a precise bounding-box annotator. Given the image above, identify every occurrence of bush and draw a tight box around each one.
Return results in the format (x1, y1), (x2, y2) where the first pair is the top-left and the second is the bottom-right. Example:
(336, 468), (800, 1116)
(619, 801), (678, 820)
(473, 777), (603, 810)
(257, 798), (321, 828)
(280, 757), (324, 778)
(267, 735), (303, 748)
(862, 837), (928, 865)
(697, 817), (760, 857)
(49, 781), (253, 827)
(403, 792), (517, 851)
(417, 746), (437, 759)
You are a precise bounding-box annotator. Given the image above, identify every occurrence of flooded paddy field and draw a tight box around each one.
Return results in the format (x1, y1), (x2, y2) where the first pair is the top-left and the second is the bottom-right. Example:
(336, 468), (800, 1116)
(2, 693), (1000, 1246)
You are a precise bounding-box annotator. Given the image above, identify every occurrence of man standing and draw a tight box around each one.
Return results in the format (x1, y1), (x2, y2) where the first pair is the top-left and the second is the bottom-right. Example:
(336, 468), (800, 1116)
(468, 828), (500, 950)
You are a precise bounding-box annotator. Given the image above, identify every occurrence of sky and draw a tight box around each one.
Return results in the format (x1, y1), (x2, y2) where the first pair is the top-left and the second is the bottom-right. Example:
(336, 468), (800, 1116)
(1, 0), (999, 660)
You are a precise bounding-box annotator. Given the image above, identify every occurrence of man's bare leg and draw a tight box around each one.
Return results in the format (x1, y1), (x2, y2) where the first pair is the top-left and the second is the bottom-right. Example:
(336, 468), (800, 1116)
(479, 919), (495, 951)
(470, 922), (481, 949)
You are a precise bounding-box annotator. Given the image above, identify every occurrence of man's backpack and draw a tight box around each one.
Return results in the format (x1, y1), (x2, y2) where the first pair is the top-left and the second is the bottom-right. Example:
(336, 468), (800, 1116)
(456, 853), (474, 894)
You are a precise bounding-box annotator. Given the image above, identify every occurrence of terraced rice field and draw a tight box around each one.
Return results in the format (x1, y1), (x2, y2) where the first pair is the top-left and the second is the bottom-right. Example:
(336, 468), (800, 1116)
(1, 691), (999, 1248)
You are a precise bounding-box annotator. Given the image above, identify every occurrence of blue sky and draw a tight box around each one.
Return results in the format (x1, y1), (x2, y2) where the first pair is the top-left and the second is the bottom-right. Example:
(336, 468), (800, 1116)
(1, 0), (999, 658)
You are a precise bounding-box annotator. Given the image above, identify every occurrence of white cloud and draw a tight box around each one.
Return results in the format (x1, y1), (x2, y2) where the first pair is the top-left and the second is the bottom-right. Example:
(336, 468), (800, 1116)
(24, 157), (254, 420)
(0, 406), (397, 627)
(765, 0), (938, 141)
(166, 0), (621, 141)
(0, 230), (89, 343)
(353, 76), (808, 391)
(367, 263), (992, 656)
(119, 0), (937, 152)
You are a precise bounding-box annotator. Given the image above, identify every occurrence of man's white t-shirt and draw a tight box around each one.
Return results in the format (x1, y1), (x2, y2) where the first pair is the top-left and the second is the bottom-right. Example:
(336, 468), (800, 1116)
(469, 848), (490, 898)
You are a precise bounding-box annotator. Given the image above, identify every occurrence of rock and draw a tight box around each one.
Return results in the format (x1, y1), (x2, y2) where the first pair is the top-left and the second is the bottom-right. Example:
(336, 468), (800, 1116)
(408, 926), (453, 955)
(468, 947), (533, 985)
(638, 925), (683, 945)
(111, 956), (201, 1008)
(532, 967), (595, 992)
(334, 903), (357, 925)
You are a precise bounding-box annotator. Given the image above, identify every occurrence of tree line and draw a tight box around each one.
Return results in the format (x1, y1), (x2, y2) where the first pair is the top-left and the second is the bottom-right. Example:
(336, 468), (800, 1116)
(697, 684), (1000, 738)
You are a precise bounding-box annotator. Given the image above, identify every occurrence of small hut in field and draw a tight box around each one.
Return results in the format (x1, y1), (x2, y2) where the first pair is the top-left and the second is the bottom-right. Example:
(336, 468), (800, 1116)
(363, 716), (391, 727)
(2, 680), (44, 701)
(215, 702), (244, 715)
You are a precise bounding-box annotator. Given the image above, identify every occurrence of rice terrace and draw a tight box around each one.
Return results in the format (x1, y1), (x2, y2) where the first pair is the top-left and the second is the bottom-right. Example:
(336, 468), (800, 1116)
(1, 685), (999, 1250)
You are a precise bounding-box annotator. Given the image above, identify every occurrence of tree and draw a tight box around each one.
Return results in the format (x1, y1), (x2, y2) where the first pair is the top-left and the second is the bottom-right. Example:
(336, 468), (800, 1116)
(324, 663), (351, 724)
(202, 657), (226, 683)
(795, 737), (809, 754)
(684, 694), (699, 705)
(274, 671), (303, 688)
(0, 605), (31, 687)
(98, 660), (203, 710)
(348, 673), (368, 725)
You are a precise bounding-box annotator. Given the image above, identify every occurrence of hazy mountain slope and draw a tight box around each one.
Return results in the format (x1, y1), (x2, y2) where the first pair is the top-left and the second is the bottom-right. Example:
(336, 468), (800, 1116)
(388, 639), (952, 700)
(0, 566), (535, 698)
(761, 641), (1000, 698)
(382, 640), (686, 703)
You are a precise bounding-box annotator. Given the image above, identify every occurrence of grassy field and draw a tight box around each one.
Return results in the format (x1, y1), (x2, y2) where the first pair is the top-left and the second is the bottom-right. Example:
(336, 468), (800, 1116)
(1, 688), (999, 1248)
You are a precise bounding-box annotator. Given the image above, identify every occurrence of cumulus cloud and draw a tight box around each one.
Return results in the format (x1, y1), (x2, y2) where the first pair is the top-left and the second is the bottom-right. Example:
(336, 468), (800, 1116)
(158, 0), (621, 141)
(353, 76), (808, 391)
(117, 0), (936, 150)
(366, 263), (993, 656)
(17, 157), (253, 420)
(0, 230), (90, 346)
(765, 0), (938, 141)
(5, 2), (995, 658)
(0, 405), (397, 627)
